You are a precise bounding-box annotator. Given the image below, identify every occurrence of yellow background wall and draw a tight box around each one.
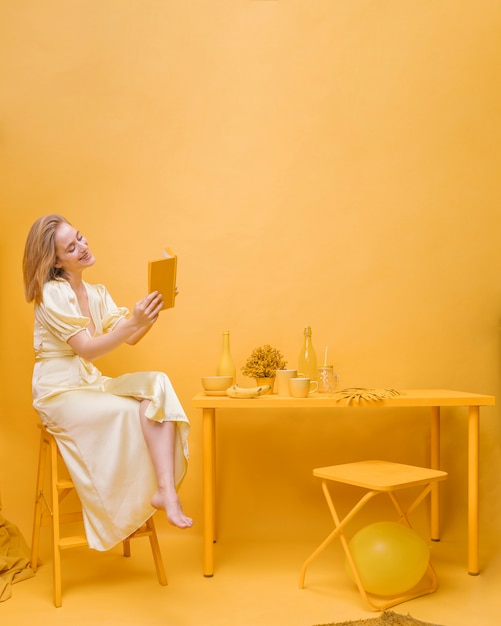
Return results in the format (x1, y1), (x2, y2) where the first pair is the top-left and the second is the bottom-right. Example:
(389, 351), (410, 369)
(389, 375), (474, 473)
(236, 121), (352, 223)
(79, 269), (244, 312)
(1, 1), (500, 562)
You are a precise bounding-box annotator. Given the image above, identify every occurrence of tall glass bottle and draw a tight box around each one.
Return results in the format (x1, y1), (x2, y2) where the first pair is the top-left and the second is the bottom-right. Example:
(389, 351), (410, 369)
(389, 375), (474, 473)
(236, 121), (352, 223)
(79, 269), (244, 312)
(298, 326), (318, 381)
(217, 330), (236, 384)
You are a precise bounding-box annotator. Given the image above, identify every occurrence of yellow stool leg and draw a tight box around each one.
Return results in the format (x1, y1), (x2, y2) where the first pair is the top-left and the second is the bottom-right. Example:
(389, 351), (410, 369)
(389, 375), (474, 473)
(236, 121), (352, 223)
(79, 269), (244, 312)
(30, 429), (49, 573)
(48, 433), (63, 608)
(122, 516), (168, 586)
(146, 517), (168, 586)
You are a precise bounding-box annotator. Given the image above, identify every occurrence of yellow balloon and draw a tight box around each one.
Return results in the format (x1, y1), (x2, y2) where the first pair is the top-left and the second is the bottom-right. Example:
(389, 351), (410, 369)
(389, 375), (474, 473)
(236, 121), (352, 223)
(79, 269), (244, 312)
(346, 522), (430, 596)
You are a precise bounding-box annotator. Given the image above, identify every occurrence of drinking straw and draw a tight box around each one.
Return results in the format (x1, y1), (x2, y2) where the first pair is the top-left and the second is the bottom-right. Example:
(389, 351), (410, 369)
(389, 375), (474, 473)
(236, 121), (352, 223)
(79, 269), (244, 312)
(324, 346), (328, 367)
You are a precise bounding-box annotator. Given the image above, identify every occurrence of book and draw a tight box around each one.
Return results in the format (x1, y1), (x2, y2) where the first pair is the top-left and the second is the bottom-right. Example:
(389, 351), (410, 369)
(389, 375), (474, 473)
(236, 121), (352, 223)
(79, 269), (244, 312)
(148, 247), (177, 310)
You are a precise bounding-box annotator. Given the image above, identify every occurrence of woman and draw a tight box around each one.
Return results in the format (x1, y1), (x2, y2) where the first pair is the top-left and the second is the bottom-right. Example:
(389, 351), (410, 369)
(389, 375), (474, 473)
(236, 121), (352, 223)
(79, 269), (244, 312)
(22, 214), (192, 551)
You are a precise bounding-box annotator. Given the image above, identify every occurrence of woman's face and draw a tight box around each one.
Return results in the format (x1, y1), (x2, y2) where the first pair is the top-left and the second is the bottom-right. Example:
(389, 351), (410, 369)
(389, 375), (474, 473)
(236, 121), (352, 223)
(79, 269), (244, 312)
(54, 221), (96, 274)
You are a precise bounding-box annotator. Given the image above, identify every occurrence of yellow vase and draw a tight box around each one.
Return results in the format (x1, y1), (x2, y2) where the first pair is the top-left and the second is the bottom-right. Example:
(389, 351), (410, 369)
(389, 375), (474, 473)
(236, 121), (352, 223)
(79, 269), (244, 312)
(217, 330), (236, 384)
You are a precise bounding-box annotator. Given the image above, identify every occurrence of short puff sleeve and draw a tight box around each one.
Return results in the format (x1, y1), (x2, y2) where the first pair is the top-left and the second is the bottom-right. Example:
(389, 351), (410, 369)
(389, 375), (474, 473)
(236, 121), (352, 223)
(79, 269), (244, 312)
(37, 280), (128, 342)
(37, 280), (90, 343)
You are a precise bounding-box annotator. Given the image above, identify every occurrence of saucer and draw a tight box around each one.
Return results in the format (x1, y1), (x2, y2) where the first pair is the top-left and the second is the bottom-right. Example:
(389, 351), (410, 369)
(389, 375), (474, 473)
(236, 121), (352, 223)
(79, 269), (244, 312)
(203, 390), (228, 396)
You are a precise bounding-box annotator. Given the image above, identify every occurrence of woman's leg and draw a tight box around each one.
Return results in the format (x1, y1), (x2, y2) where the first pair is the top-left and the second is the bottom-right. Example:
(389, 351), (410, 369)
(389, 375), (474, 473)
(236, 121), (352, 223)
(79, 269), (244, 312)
(139, 400), (193, 529)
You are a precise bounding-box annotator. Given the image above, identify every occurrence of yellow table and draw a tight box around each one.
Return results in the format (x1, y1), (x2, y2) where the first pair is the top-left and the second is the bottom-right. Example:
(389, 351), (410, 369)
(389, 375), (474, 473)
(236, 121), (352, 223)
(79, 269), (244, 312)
(192, 389), (495, 577)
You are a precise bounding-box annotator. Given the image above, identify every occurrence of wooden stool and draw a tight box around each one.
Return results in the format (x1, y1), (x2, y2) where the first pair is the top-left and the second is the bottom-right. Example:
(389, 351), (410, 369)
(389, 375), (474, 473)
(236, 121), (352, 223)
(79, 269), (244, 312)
(30, 424), (167, 607)
(299, 460), (448, 611)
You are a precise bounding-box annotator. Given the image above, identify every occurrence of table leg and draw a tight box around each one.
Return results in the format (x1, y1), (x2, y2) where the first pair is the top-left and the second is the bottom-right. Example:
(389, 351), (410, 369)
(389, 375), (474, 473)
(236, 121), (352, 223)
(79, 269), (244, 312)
(468, 405), (480, 575)
(202, 407), (216, 577)
(212, 415), (217, 543)
(430, 406), (440, 540)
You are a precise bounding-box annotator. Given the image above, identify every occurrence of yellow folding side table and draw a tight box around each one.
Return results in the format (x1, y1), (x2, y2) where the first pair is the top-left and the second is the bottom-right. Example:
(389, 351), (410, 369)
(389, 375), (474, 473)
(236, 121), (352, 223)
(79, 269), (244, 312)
(299, 460), (448, 610)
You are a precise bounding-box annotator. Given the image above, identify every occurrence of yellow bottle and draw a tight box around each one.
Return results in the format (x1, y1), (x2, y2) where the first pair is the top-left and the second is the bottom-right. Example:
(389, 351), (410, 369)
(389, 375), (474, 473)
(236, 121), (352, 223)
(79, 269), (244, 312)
(217, 330), (236, 384)
(298, 326), (318, 381)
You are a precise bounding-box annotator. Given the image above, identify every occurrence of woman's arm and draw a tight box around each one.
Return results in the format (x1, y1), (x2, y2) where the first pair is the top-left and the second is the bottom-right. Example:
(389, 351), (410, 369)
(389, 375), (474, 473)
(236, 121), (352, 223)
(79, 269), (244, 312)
(124, 320), (154, 345)
(68, 291), (163, 361)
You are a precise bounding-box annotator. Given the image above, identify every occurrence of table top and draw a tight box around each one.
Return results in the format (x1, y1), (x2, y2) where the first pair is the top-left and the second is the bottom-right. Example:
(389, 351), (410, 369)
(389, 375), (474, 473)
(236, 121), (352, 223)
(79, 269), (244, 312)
(192, 388), (495, 409)
(313, 460), (449, 489)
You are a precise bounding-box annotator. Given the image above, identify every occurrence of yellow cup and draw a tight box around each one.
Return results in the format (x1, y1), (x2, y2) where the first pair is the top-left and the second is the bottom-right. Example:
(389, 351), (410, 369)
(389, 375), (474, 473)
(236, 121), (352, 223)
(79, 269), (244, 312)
(275, 369), (298, 396)
(289, 377), (318, 398)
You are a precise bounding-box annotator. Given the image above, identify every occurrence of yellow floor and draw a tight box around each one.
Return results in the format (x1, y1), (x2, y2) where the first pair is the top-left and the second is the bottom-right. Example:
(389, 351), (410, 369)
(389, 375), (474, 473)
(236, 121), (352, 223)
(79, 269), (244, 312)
(2, 515), (500, 626)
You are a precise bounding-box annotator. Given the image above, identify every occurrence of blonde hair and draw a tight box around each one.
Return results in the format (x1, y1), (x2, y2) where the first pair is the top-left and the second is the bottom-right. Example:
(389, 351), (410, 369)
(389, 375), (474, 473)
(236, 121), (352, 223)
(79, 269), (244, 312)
(23, 214), (69, 304)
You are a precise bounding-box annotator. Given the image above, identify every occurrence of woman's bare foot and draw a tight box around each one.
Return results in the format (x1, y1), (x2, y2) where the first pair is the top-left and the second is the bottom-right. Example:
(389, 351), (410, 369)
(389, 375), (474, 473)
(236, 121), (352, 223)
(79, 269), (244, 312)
(151, 490), (193, 529)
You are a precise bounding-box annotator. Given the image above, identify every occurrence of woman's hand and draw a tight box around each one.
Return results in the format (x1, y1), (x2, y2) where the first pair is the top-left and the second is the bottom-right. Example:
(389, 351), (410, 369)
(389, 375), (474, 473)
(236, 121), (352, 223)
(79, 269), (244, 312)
(132, 291), (164, 327)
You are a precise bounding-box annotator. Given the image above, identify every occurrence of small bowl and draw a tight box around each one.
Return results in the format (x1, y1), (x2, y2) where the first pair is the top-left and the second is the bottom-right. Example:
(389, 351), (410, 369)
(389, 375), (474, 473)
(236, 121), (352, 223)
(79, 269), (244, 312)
(201, 376), (233, 392)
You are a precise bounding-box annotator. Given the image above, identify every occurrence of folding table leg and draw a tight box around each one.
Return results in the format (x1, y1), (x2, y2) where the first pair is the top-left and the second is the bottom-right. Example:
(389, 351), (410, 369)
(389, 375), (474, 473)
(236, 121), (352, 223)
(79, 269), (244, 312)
(299, 485), (378, 589)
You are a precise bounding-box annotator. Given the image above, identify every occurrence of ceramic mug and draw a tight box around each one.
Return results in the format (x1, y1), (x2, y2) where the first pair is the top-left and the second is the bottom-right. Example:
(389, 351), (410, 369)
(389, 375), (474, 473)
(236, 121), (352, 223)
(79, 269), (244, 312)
(289, 377), (318, 398)
(275, 369), (299, 396)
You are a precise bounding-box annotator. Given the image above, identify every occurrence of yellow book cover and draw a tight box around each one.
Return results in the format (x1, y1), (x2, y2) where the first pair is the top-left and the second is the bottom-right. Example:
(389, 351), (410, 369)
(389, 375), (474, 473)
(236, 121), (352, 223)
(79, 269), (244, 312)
(148, 247), (177, 310)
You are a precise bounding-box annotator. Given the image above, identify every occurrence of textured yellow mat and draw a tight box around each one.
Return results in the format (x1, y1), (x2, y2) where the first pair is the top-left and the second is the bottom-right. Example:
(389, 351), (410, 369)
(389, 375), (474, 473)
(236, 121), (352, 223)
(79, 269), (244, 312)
(315, 610), (444, 626)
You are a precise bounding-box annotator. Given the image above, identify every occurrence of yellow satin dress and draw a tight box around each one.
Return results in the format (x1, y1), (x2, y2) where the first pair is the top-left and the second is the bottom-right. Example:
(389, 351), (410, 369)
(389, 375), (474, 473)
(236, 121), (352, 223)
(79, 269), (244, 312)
(31, 279), (190, 550)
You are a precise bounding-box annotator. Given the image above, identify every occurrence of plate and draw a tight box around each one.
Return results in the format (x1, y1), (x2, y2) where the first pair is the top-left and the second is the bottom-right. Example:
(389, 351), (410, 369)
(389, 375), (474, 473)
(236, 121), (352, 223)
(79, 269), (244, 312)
(203, 390), (228, 396)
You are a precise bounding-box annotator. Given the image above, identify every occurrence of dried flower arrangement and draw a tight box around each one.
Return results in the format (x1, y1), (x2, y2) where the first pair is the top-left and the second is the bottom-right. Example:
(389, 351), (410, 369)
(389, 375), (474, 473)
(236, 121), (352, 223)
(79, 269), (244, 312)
(241, 344), (287, 379)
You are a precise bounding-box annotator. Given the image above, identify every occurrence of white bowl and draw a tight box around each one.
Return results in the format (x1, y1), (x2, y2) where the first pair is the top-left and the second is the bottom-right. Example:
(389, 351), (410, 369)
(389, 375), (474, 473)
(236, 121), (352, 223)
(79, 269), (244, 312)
(201, 376), (233, 392)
